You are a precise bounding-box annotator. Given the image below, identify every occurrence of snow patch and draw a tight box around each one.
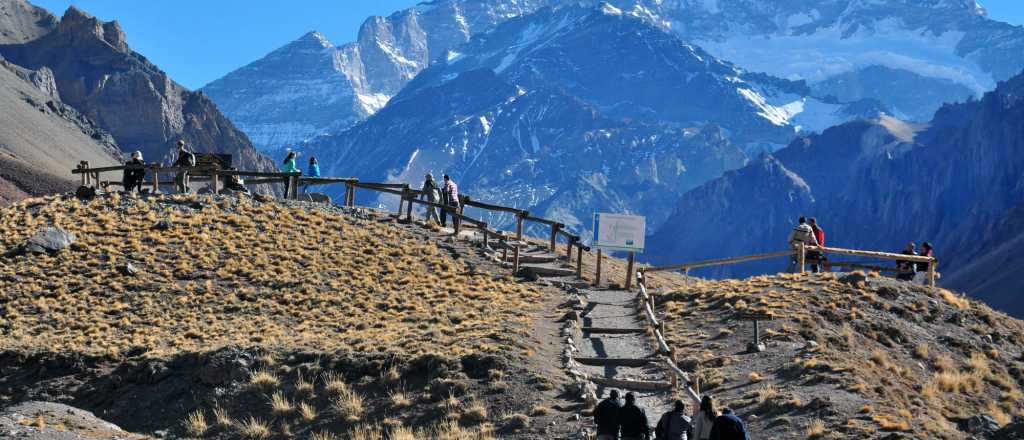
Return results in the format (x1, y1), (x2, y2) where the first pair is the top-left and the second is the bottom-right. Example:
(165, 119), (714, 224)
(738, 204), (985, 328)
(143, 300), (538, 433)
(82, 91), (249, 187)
(356, 93), (392, 115)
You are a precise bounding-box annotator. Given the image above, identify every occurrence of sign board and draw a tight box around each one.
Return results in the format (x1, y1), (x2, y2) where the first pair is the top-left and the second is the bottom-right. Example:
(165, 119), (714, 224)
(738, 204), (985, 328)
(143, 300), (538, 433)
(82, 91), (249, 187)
(593, 213), (645, 253)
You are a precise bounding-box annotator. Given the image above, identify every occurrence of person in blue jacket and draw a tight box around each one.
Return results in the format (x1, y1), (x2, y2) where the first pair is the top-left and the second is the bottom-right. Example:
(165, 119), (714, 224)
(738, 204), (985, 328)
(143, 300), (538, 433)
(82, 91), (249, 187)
(304, 156), (320, 193)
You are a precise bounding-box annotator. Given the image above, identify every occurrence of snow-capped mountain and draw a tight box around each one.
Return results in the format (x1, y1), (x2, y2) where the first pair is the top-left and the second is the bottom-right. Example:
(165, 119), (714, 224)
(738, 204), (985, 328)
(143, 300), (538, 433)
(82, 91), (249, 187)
(304, 5), (857, 236)
(203, 0), (556, 151)
(206, 0), (1024, 153)
(608, 0), (1024, 119)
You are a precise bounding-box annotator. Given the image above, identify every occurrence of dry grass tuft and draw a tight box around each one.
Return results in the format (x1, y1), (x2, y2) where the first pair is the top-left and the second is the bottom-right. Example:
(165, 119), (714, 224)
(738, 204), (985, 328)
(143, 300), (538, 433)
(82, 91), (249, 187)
(249, 369), (280, 390)
(237, 416), (271, 439)
(298, 401), (317, 422)
(806, 419), (826, 438)
(268, 391), (294, 415)
(331, 388), (365, 423)
(212, 406), (234, 429)
(183, 410), (208, 437)
(748, 372), (763, 383)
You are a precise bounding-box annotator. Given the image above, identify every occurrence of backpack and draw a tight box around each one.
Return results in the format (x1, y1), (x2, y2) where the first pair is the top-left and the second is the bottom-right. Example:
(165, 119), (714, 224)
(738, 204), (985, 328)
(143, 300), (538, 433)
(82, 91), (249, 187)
(184, 152), (196, 167)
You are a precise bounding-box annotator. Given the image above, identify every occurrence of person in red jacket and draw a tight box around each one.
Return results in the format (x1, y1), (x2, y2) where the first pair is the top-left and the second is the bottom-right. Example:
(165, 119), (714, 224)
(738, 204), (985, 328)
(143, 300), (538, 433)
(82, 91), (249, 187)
(808, 218), (826, 273)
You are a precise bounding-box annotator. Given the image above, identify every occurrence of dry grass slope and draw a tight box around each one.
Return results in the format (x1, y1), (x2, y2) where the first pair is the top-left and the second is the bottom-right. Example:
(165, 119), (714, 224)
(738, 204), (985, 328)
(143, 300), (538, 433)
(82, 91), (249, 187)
(654, 272), (1024, 439)
(0, 193), (542, 358)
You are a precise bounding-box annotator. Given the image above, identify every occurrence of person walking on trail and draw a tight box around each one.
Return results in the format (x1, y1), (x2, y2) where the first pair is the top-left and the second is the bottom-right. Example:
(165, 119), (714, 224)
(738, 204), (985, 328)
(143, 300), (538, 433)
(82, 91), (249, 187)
(656, 400), (693, 440)
(420, 173), (441, 224)
(709, 408), (748, 440)
(122, 151), (146, 193)
(303, 157), (320, 193)
(440, 174), (460, 229)
(281, 151), (301, 196)
(692, 395), (717, 440)
(787, 216), (819, 272)
(897, 242), (918, 281)
(807, 217), (827, 273)
(173, 140), (196, 193)
(594, 389), (622, 440)
(619, 392), (651, 440)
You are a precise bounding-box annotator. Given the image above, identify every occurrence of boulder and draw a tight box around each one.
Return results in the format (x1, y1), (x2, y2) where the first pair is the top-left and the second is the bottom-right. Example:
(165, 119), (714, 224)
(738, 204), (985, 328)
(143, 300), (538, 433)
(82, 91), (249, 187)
(198, 347), (253, 386)
(302, 192), (331, 204)
(24, 227), (76, 254)
(961, 415), (1001, 434)
(0, 401), (144, 439)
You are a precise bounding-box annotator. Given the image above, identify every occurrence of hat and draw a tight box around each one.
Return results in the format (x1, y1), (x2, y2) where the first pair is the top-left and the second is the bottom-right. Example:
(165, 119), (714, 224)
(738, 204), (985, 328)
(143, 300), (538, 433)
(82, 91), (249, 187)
(131, 151), (142, 160)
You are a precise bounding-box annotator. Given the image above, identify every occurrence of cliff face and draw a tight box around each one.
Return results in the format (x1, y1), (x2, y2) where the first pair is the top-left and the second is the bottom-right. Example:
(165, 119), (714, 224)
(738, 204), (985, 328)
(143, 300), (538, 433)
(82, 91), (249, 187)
(0, 0), (55, 44)
(0, 5), (276, 181)
(647, 74), (1024, 317)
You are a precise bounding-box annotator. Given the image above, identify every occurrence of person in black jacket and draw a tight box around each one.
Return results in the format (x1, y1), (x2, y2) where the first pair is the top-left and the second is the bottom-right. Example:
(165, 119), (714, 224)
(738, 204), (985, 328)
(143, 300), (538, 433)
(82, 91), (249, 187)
(594, 389), (621, 440)
(619, 392), (651, 440)
(709, 408), (748, 440)
(122, 151), (146, 193)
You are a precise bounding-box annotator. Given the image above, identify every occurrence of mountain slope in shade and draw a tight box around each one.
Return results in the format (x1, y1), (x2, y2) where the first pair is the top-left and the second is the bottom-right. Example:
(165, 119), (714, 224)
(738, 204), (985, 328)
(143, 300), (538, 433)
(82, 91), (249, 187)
(0, 55), (120, 203)
(307, 6), (857, 237)
(647, 72), (1024, 317)
(203, 0), (556, 151)
(0, 0), (55, 44)
(0, 4), (276, 185)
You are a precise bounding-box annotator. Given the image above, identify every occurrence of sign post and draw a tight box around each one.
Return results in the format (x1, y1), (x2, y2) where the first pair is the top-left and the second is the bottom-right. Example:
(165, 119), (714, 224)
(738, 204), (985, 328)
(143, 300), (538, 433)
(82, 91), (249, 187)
(592, 213), (646, 290)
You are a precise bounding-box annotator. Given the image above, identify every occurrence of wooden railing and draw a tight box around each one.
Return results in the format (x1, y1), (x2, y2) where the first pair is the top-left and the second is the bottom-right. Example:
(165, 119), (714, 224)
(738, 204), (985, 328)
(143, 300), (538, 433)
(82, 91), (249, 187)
(635, 271), (702, 406)
(72, 161), (591, 277)
(641, 243), (938, 287)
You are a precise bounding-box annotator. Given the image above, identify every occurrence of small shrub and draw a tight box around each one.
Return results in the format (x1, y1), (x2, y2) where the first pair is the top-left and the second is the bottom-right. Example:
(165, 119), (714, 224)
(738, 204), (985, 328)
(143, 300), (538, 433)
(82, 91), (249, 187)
(806, 419), (826, 438)
(237, 417), (270, 439)
(269, 391), (294, 415)
(331, 390), (364, 423)
(249, 369), (280, 390)
(461, 401), (488, 425)
(748, 372), (763, 383)
(298, 401), (317, 422)
(501, 413), (530, 432)
(184, 410), (208, 437)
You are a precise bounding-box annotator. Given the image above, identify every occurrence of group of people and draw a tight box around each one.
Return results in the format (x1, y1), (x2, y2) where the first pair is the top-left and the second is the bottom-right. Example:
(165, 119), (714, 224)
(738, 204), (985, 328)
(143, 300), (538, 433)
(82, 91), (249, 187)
(595, 391), (747, 440)
(280, 151), (321, 194)
(120, 140), (197, 194)
(898, 241), (935, 281)
(787, 216), (937, 281)
(419, 173), (460, 227)
(787, 217), (826, 273)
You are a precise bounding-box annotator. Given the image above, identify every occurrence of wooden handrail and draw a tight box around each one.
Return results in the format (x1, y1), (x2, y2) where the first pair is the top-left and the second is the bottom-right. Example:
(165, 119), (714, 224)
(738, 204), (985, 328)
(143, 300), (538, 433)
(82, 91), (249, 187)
(809, 245), (935, 264)
(643, 250), (797, 273)
(462, 197), (528, 216)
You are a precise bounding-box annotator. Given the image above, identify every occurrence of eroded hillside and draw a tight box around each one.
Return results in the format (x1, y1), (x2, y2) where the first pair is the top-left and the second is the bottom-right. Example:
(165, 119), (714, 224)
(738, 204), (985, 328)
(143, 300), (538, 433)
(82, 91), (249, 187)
(0, 193), (574, 439)
(649, 272), (1024, 439)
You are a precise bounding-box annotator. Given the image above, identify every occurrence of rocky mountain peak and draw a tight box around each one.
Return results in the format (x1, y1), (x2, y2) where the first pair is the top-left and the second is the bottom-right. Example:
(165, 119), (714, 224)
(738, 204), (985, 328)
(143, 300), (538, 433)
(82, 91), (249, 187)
(295, 30), (333, 49)
(56, 6), (128, 52)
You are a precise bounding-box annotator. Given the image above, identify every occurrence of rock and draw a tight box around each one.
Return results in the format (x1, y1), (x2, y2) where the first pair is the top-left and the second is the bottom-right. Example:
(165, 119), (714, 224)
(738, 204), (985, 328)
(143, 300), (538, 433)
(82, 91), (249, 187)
(25, 227), (76, 254)
(151, 220), (171, 231)
(962, 415), (1001, 434)
(805, 340), (819, 349)
(747, 342), (767, 353)
(0, 401), (144, 439)
(302, 192), (332, 204)
(74, 185), (97, 200)
(198, 348), (252, 386)
(839, 272), (868, 285)
(118, 262), (137, 276)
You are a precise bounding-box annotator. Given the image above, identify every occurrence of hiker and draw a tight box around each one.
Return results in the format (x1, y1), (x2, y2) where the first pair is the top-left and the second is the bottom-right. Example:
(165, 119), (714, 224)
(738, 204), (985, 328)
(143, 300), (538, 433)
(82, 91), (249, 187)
(692, 395), (717, 440)
(619, 392), (651, 440)
(787, 216), (819, 272)
(281, 151), (300, 196)
(224, 168), (249, 194)
(897, 242), (917, 281)
(655, 400), (693, 440)
(420, 173), (441, 224)
(594, 389), (622, 440)
(303, 157), (320, 193)
(807, 218), (827, 273)
(440, 174), (460, 228)
(708, 408), (748, 440)
(173, 140), (196, 193)
(122, 151), (146, 193)
(916, 241), (934, 272)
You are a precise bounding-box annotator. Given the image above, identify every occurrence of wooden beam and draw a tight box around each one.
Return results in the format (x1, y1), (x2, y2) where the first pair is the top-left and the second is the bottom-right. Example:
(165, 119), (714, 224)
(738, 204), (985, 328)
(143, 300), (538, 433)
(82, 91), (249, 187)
(625, 251), (636, 290)
(810, 245), (935, 264)
(644, 250), (797, 273)
(594, 249), (602, 287)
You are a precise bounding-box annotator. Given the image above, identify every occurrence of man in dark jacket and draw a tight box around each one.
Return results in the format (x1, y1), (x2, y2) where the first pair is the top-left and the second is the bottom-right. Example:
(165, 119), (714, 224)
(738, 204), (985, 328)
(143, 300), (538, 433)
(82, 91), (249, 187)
(709, 408), (748, 440)
(594, 389), (621, 440)
(619, 392), (651, 440)
(122, 151), (146, 193)
(656, 400), (693, 440)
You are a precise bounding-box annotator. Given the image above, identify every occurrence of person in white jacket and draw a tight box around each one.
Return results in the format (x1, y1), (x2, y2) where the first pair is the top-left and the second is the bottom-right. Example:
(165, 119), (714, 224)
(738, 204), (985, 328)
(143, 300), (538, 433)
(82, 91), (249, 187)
(787, 216), (819, 272)
(692, 395), (717, 440)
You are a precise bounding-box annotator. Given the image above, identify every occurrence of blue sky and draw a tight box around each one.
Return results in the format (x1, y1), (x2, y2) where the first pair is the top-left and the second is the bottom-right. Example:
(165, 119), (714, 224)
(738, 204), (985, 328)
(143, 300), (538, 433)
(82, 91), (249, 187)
(32, 0), (1024, 90)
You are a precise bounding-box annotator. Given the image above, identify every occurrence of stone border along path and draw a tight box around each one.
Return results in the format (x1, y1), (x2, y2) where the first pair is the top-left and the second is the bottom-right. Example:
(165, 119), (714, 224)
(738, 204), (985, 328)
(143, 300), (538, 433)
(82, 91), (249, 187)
(482, 236), (675, 437)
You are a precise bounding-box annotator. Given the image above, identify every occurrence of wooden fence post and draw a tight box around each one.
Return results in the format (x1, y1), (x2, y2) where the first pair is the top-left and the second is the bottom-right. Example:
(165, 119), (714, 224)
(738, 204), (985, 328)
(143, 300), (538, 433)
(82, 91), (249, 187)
(405, 188), (414, 222)
(566, 236), (574, 262)
(513, 243), (521, 275)
(576, 244), (584, 279)
(928, 260), (937, 287)
(77, 162), (85, 186)
(83, 161), (91, 186)
(152, 166), (159, 194)
(594, 249), (603, 287)
(549, 224), (560, 253)
(481, 223), (489, 249)
(797, 243), (806, 274)
(211, 169), (219, 195)
(516, 213), (525, 242)
(669, 348), (678, 389)
(625, 251), (636, 290)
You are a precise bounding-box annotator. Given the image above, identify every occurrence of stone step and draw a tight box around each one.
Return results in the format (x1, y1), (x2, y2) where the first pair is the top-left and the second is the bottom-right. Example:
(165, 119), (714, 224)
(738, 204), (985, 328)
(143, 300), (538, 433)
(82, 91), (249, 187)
(590, 376), (674, 391)
(520, 265), (575, 277)
(580, 327), (647, 335)
(504, 253), (559, 264)
(573, 357), (652, 367)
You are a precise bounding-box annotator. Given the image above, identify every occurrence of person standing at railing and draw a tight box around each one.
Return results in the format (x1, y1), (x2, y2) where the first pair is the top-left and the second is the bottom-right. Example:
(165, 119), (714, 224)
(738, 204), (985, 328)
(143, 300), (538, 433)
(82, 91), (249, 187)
(122, 151), (146, 194)
(440, 174), (460, 229)
(303, 157), (320, 193)
(897, 242), (918, 281)
(787, 216), (819, 273)
(421, 173), (441, 224)
(173, 140), (196, 193)
(808, 217), (827, 273)
(281, 151), (301, 196)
